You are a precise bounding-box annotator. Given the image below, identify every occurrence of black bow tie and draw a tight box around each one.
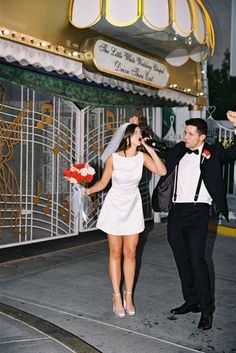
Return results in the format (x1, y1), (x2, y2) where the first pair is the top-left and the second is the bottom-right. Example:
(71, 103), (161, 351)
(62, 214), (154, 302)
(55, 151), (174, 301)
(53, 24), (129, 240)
(187, 149), (199, 155)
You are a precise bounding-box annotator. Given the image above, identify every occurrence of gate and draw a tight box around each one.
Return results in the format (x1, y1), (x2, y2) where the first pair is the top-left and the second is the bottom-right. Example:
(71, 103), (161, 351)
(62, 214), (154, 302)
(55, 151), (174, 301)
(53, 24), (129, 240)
(78, 107), (158, 232)
(0, 82), (79, 248)
(0, 82), (160, 248)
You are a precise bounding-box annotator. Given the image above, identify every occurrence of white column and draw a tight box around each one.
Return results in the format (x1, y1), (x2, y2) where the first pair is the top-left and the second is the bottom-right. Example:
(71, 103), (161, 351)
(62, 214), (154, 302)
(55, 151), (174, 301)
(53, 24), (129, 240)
(153, 107), (162, 138)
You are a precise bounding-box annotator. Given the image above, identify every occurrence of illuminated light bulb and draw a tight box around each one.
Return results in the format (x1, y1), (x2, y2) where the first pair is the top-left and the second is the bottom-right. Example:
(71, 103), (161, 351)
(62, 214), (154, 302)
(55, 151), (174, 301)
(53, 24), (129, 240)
(2, 29), (10, 35)
(185, 37), (192, 46)
(56, 46), (64, 51)
(64, 49), (72, 56)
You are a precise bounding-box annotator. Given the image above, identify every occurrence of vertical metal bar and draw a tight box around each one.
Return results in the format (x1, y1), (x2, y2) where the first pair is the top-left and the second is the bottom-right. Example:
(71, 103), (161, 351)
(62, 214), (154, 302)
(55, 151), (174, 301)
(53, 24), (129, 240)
(86, 108), (89, 162)
(224, 129), (227, 140)
(69, 102), (74, 234)
(19, 86), (24, 243)
(23, 88), (30, 240)
(30, 90), (35, 241)
(116, 107), (119, 128)
(233, 162), (236, 195)
(227, 164), (230, 194)
(51, 97), (56, 237)
(146, 107), (150, 126)
(55, 98), (61, 237)
(219, 127), (222, 141)
(101, 107), (104, 172)
(76, 107), (84, 233)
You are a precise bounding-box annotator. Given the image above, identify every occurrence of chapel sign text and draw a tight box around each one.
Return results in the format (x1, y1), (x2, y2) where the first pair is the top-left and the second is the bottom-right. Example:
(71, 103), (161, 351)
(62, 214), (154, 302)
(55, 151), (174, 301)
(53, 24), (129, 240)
(83, 39), (169, 89)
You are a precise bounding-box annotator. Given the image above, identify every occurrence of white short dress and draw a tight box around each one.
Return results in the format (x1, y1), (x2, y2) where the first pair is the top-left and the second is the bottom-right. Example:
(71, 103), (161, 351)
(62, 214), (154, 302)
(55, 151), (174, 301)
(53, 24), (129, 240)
(96, 151), (145, 235)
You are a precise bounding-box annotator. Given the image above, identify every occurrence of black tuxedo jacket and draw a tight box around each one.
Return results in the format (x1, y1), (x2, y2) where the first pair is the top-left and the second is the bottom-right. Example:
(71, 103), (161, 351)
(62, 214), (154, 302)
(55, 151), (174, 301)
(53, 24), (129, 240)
(152, 136), (236, 220)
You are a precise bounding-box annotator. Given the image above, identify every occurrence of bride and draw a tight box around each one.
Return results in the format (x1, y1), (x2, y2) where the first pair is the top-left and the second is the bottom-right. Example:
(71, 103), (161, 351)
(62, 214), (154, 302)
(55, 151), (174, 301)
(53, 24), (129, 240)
(85, 120), (166, 318)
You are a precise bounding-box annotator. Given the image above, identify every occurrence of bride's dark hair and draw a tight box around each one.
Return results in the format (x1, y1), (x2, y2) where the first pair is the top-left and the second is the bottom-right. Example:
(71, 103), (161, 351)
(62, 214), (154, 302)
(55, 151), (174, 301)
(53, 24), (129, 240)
(116, 124), (142, 156)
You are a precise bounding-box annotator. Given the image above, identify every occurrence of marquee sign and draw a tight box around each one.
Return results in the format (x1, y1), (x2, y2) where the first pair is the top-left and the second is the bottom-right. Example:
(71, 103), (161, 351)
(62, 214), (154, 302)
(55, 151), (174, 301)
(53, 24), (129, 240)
(83, 38), (169, 89)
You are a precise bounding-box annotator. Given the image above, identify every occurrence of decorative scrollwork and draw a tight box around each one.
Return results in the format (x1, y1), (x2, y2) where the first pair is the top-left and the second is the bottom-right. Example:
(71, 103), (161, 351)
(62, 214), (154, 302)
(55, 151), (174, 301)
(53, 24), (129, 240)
(0, 85), (6, 112)
(0, 109), (27, 233)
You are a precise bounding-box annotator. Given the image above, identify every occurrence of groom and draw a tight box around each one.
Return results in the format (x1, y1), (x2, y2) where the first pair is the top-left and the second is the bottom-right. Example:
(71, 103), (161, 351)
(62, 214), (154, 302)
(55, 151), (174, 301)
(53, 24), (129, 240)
(152, 111), (236, 330)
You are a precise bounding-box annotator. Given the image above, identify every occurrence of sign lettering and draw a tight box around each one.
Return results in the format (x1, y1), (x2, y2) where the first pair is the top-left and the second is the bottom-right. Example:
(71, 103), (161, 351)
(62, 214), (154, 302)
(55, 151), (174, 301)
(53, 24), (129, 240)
(92, 39), (169, 88)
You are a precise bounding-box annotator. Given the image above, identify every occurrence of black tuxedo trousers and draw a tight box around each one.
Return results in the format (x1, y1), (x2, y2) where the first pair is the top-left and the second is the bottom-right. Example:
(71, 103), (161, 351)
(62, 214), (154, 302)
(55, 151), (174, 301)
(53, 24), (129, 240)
(167, 203), (214, 313)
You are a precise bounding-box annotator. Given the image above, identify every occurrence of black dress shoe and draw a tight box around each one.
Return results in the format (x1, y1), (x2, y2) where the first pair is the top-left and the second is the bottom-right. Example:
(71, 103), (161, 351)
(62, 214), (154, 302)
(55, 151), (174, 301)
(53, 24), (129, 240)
(198, 312), (213, 330)
(170, 303), (201, 315)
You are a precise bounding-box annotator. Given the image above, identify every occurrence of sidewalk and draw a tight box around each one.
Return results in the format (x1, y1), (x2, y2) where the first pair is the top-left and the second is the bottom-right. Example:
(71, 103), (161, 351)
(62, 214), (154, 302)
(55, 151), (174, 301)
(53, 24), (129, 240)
(0, 222), (236, 353)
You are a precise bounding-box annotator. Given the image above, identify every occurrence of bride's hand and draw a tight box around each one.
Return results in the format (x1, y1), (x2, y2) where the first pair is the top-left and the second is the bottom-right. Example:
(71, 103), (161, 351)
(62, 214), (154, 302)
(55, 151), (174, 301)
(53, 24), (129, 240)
(84, 188), (90, 195)
(140, 137), (153, 151)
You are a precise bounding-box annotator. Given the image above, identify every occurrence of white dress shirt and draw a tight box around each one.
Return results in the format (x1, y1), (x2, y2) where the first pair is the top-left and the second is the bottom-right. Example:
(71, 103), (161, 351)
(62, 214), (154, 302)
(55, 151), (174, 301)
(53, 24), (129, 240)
(173, 144), (212, 204)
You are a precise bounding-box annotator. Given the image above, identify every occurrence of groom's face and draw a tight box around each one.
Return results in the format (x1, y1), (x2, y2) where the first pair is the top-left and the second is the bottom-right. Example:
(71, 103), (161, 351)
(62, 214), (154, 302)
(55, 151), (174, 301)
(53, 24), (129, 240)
(184, 125), (206, 150)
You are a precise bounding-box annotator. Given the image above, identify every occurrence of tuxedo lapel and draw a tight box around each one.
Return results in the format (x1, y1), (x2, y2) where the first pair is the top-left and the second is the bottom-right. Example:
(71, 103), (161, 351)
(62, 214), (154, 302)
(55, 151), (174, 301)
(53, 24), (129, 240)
(152, 142), (187, 212)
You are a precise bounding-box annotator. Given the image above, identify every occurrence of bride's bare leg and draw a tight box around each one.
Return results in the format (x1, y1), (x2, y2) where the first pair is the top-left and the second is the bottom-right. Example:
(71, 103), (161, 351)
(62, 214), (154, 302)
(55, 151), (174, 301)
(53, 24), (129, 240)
(123, 234), (139, 307)
(107, 235), (123, 309)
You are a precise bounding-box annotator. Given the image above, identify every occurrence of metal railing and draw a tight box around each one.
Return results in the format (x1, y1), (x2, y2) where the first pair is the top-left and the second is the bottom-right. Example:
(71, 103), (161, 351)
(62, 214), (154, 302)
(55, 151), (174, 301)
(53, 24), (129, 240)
(207, 116), (236, 195)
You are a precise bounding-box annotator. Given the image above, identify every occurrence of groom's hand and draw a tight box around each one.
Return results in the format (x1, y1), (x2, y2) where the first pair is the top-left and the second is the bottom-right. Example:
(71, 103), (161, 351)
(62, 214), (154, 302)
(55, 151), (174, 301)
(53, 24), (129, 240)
(226, 110), (236, 127)
(129, 116), (139, 125)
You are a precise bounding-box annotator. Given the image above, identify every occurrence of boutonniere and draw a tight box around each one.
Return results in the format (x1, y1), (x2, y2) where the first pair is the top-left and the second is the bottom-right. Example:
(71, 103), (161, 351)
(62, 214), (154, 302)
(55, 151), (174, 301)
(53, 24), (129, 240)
(201, 149), (211, 163)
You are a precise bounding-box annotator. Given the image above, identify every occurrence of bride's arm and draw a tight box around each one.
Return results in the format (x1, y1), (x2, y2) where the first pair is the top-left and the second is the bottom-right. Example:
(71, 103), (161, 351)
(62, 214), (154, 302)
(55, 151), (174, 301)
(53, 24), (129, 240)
(85, 156), (113, 195)
(142, 141), (167, 176)
(141, 137), (167, 176)
(143, 152), (166, 176)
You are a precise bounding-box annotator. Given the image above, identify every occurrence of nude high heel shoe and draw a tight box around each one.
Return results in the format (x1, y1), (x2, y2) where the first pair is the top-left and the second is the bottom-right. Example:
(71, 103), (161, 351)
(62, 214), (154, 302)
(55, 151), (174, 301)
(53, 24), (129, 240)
(123, 291), (136, 316)
(113, 293), (125, 319)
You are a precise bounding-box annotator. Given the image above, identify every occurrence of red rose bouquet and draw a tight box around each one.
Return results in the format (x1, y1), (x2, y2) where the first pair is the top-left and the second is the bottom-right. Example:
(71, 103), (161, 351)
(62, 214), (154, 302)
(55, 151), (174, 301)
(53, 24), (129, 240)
(63, 163), (95, 221)
(63, 163), (95, 185)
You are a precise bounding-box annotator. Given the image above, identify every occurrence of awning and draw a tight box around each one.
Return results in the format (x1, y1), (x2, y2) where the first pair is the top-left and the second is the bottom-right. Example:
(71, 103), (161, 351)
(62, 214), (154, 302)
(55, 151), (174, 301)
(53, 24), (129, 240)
(70, 0), (215, 66)
(0, 38), (196, 106)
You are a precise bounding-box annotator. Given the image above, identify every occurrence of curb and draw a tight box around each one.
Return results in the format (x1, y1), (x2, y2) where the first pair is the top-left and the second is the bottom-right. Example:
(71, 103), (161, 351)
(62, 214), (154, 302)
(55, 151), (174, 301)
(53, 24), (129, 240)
(208, 222), (236, 237)
(0, 302), (102, 353)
